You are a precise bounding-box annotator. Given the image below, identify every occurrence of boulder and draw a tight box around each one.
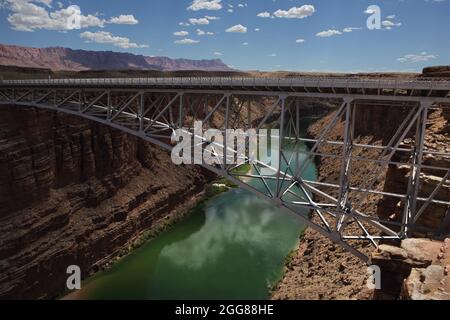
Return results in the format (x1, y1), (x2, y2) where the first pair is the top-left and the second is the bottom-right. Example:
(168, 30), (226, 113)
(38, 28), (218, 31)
(402, 265), (450, 300)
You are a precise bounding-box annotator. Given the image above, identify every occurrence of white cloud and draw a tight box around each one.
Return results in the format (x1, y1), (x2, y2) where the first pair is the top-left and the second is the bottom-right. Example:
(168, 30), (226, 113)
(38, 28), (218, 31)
(187, 0), (222, 11)
(295, 39), (305, 43)
(3, 1), (140, 32)
(273, 5), (315, 19)
(5, 1), (105, 32)
(397, 52), (437, 63)
(196, 28), (214, 36)
(80, 31), (148, 49)
(382, 20), (402, 28)
(174, 38), (200, 44)
(109, 14), (138, 25)
(189, 17), (210, 25)
(257, 12), (271, 18)
(316, 29), (342, 37)
(213, 51), (223, 55)
(174, 30), (189, 36)
(343, 27), (362, 33)
(242, 42), (248, 46)
(225, 24), (247, 33)
(254, 28), (260, 32)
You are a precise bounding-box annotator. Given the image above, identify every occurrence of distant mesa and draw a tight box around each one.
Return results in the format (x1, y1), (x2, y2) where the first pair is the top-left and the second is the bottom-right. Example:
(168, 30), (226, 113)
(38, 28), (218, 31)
(0, 44), (236, 72)
(422, 66), (450, 78)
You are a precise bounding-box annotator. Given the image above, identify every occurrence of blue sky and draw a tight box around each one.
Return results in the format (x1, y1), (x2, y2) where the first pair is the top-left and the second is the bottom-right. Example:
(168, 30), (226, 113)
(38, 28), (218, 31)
(0, 0), (449, 72)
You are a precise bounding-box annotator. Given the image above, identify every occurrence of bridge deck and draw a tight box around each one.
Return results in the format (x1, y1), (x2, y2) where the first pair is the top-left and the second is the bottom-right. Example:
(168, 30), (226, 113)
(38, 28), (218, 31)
(2, 77), (450, 98)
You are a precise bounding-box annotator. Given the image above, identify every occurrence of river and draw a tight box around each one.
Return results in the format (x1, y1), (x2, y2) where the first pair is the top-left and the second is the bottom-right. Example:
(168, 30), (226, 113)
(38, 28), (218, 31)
(69, 120), (317, 300)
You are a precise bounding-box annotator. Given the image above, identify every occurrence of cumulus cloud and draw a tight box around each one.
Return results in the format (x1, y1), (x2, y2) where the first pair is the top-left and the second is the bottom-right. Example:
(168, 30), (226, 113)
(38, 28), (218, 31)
(316, 29), (342, 37)
(397, 52), (437, 63)
(257, 12), (271, 18)
(187, 16), (218, 26)
(174, 38), (200, 44)
(225, 24), (247, 33)
(189, 17), (210, 25)
(109, 14), (139, 25)
(80, 31), (148, 49)
(382, 20), (402, 29)
(196, 29), (214, 36)
(5, 1), (104, 31)
(273, 5), (315, 19)
(3, 0), (139, 32)
(173, 30), (189, 36)
(187, 0), (222, 11)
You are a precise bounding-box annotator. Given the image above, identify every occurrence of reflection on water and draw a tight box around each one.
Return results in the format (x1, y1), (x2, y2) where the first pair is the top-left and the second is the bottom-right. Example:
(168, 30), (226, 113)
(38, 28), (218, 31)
(75, 133), (317, 300)
(161, 194), (280, 271)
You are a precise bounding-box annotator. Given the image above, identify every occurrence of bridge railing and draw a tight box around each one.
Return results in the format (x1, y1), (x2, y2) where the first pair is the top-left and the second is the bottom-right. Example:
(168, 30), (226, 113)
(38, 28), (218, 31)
(1, 77), (449, 91)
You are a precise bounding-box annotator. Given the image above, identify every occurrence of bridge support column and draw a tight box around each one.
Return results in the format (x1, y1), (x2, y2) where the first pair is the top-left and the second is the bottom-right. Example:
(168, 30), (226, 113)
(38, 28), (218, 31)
(223, 93), (230, 168)
(139, 91), (144, 132)
(106, 90), (112, 121)
(276, 95), (287, 198)
(403, 100), (431, 237)
(336, 98), (354, 232)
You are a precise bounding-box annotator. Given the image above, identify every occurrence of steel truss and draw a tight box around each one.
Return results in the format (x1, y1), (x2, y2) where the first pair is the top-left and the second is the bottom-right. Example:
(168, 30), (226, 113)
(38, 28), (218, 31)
(0, 79), (449, 262)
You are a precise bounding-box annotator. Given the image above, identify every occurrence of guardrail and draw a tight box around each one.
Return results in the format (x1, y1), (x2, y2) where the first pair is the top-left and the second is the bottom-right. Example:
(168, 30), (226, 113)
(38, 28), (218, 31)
(1, 77), (450, 91)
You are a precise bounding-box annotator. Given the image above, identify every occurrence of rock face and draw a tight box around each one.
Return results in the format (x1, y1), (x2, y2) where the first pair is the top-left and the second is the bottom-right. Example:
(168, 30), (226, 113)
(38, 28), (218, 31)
(376, 108), (450, 235)
(0, 44), (235, 72)
(272, 105), (389, 300)
(272, 99), (449, 300)
(0, 105), (211, 299)
(371, 238), (450, 300)
(422, 66), (450, 78)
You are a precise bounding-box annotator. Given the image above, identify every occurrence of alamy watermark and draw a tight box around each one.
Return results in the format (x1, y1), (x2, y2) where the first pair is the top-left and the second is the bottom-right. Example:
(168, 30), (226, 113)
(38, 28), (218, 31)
(66, 6), (82, 30)
(171, 121), (280, 175)
(366, 5), (382, 30)
(66, 265), (81, 290)
(366, 265), (381, 290)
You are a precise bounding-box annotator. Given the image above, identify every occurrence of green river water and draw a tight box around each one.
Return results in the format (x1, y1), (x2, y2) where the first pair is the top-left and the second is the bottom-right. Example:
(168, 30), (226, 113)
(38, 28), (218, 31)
(73, 125), (317, 300)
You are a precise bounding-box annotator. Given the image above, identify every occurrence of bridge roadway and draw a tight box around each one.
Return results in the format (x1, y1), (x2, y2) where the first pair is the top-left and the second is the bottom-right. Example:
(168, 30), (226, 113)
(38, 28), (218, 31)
(1, 77), (449, 262)
(2, 76), (450, 100)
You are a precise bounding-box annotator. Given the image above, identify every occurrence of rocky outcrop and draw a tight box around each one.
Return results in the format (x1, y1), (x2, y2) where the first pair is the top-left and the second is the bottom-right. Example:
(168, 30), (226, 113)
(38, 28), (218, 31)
(0, 44), (235, 72)
(422, 66), (450, 78)
(0, 105), (211, 299)
(376, 108), (450, 235)
(371, 238), (450, 300)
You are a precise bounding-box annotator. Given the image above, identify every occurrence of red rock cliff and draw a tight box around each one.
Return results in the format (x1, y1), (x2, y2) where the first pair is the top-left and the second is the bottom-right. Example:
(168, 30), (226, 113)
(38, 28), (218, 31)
(0, 105), (210, 299)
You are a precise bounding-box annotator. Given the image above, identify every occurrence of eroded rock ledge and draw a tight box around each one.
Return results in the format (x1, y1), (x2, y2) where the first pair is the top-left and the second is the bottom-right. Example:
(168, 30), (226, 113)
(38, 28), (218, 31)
(372, 238), (450, 300)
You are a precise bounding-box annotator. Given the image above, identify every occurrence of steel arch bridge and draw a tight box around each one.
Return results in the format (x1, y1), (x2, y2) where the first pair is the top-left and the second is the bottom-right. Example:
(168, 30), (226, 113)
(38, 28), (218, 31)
(1, 77), (450, 262)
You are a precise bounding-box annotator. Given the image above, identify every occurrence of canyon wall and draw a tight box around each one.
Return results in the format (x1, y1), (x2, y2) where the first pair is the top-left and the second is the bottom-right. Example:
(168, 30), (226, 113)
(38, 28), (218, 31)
(377, 107), (450, 235)
(0, 105), (211, 299)
(273, 101), (449, 300)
